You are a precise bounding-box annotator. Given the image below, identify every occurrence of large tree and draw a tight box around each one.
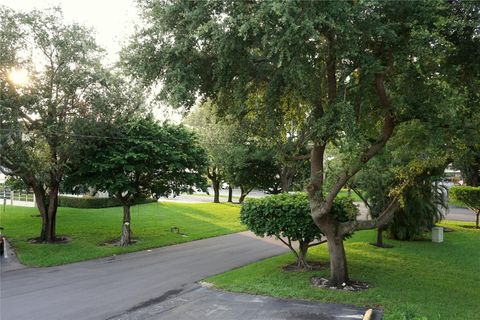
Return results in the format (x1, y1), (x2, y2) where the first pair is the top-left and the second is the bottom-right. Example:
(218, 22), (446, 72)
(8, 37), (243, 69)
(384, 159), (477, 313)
(444, 1), (480, 187)
(0, 7), (106, 242)
(124, 1), (457, 286)
(66, 116), (208, 246)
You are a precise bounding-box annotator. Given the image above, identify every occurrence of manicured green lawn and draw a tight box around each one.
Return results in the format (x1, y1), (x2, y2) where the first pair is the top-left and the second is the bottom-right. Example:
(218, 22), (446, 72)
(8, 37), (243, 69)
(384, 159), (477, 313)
(0, 202), (243, 267)
(207, 221), (480, 320)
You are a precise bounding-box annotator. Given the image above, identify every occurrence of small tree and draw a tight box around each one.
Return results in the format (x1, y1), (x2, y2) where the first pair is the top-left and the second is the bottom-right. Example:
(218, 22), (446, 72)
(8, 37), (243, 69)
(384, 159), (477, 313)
(223, 146), (278, 203)
(450, 186), (480, 228)
(67, 116), (208, 246)
(241, 193), (357, 269)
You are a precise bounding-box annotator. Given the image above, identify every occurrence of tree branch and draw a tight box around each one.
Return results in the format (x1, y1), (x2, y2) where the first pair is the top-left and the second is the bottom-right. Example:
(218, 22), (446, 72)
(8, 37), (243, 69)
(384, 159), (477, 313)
(307, 239), (327, 248)
(277, 236), (299, 259)
(322, 73), (396, 217)
(340, 197), (400, 235)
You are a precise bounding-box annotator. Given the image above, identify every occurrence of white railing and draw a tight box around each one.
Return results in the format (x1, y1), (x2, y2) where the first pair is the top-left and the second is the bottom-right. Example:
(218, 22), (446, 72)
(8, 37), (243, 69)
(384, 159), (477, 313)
(1, 189), (36, 207)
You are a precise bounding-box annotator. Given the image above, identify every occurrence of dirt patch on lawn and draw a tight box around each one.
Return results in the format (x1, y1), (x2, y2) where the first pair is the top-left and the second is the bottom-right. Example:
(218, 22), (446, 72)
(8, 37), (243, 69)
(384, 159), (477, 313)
(311, 277), (371, 291)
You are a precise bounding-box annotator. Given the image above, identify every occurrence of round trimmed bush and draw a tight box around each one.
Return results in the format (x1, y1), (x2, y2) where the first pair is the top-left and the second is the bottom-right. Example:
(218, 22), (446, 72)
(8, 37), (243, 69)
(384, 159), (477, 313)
(241, 193), (357, 269)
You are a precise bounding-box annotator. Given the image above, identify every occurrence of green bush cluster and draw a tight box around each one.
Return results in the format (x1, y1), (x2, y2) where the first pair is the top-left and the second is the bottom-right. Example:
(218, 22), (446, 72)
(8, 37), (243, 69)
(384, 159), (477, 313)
(450, 186), (480, 227)
(241, 193), (321, 243)
(58, 196), (156, 209)
(240, 193), (358, 268)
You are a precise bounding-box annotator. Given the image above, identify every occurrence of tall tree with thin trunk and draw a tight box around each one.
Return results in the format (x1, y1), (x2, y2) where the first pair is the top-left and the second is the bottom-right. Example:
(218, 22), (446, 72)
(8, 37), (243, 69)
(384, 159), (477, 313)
(124, 0), (459, 287)
(184, 101), (234, 203)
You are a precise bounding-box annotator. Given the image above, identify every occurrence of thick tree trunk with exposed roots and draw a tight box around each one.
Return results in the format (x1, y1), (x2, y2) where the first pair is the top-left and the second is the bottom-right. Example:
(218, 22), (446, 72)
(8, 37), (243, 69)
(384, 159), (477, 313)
(33, 184), (59, 243)
(297, 240), (310, 269)
(120, 205), (131, 246)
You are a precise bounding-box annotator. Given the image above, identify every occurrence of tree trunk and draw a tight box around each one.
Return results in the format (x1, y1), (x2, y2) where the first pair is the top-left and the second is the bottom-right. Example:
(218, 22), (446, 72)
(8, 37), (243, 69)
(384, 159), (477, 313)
(326, 234), (349, 287)
(212, 180), (220, 203)
(376, 227), (384, 247)
(297, 240), (310, 269)
(33, 183), (59, 243)
(280, 172), (293, 193)
(44, 186), (59, 243)
(476, 212), (479, 229)
(32, 185), (48, 240)
(228, 186), (233, 203)
(239, 186), (251, 203)
(120, 205), (131, 246)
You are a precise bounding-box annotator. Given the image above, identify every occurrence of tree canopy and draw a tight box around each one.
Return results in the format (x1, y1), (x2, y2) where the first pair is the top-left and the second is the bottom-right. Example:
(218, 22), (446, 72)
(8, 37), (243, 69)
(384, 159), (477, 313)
(0, 7), (107, 242)
(66, 115), (208, 245)
(124, 0), (464, 286)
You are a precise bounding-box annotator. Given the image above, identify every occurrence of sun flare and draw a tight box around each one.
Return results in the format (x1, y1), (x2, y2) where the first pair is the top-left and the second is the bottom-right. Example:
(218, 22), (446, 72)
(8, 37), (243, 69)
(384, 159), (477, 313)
(9, 68), (29, 86)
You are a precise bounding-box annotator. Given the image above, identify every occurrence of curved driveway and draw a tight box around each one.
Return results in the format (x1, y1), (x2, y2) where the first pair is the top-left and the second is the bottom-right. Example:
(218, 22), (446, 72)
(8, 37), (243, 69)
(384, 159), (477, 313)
(1, 232), (288, 320)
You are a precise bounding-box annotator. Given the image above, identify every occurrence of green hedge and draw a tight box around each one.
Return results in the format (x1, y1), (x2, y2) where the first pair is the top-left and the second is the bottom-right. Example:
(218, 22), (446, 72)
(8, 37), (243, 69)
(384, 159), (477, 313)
(58, 196), (156, 209)
(449, 186), (480, 211)
(449, 186), (480, 228)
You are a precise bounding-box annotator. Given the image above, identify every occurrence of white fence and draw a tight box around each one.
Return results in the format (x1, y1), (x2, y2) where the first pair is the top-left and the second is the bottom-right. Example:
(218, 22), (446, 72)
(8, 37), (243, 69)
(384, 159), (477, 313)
(1, 189), (36, 207)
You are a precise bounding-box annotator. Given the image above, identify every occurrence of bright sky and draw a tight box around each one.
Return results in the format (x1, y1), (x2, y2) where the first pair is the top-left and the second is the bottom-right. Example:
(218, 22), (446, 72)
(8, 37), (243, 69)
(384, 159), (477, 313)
(0, 0), (183, 121)
(0, 0), (139, 64)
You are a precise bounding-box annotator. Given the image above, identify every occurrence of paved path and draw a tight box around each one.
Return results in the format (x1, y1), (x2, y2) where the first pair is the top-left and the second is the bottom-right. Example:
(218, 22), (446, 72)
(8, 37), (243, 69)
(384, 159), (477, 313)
(111, 286), (378, 320)
(1, 232), (290, 320)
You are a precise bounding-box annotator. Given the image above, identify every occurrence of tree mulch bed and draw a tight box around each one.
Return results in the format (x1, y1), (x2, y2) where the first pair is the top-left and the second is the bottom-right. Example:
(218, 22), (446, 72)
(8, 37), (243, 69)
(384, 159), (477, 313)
(28, 236), (71, 244)
(282, 261), (329, 272)
(310, 277), (371, 291)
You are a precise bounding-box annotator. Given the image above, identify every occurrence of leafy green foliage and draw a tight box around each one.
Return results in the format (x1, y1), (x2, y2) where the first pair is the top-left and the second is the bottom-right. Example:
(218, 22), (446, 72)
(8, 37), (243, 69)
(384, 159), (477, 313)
(450, 186), (480, 227)
(450, 186), (480, 212)
(67, 116), (208, 204)
(389, 179), (447, 241)
(124, 0), (472, 283)
(0, 7), (109, 241)
(241, 193), (357, 244)
(241, 193), (322, 244)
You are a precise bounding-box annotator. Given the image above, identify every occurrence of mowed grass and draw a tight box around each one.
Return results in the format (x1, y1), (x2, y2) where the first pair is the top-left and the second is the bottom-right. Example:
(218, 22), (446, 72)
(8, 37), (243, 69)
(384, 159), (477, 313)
(207, 221), (480, 320)
(0, 202), (244, 267)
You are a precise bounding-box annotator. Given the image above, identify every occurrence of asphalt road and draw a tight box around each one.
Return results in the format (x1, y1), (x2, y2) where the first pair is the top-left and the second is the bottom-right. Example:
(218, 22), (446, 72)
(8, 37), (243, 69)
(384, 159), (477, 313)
(111, 286), (378, 320)
(1, 232), (288, 320)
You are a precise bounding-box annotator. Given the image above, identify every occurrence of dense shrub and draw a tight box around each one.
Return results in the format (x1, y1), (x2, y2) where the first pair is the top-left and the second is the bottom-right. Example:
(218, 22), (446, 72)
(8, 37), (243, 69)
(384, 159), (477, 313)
(389, 181), (446, 240)
(450, 186), (480, 228)
(58, 196), (156, 209)
(241, 193), (357, 269)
